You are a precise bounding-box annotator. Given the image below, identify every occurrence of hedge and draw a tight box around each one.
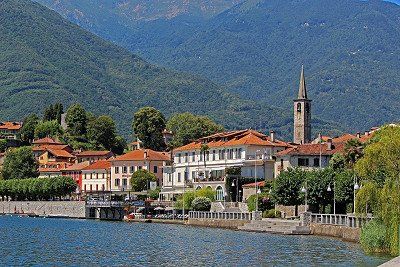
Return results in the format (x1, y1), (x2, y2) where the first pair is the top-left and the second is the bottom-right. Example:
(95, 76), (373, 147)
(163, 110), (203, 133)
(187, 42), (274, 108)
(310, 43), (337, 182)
(0, 176), (77, 201)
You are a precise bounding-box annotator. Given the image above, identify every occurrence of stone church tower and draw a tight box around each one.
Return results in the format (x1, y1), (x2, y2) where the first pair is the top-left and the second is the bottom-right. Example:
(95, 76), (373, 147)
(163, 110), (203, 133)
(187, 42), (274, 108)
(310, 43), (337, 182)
(293, 66), (312, 144)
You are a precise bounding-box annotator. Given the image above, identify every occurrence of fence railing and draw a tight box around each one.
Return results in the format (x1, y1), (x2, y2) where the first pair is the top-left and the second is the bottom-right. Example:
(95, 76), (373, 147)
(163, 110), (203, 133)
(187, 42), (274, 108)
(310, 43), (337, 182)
(310, 213), (373, 228)
(189, 211), (252, 221)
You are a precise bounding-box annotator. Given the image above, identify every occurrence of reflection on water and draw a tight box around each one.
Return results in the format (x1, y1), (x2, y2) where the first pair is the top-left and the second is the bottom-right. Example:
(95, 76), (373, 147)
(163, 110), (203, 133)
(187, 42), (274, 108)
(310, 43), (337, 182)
(0, 216), (390, 266)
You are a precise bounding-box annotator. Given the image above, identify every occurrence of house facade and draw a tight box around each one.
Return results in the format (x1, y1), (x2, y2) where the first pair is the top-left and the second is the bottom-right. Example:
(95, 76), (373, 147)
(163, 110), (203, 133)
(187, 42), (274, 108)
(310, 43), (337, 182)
(0, 122), (22, 140)
(75, 150), (114, 164)
(81, 160), (111, 194)
(61, 161), (91, 192)
(109, 149), (170, 193)
(160, 130), (290, 201)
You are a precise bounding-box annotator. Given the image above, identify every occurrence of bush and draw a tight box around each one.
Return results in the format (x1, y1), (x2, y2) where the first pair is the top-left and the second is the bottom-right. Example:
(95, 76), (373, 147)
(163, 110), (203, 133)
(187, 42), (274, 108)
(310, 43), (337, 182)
(360, 220), (388, 254)
(191, 197), (211, 211)
(263, 209), (281, 218)
(247, 192), (273, 212)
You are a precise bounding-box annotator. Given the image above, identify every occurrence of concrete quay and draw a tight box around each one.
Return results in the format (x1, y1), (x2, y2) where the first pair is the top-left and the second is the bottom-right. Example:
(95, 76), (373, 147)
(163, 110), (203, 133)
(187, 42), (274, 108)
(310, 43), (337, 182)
(238, 218), (311, 235)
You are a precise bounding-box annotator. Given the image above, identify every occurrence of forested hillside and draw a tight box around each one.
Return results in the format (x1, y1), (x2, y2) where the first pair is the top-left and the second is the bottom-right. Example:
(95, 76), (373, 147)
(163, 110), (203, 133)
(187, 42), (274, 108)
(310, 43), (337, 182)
(0, 0), (342, 140)
(34, 0), (400, 132)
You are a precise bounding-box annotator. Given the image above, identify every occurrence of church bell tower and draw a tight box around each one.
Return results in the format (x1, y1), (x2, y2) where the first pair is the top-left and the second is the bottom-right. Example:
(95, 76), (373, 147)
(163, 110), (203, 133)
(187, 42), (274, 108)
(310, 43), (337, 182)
(293, 65), (312, 144)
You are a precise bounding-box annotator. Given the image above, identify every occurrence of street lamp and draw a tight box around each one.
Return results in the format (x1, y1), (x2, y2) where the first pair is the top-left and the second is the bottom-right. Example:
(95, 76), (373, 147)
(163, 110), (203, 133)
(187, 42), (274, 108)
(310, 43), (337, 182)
(254, 149), (260, 211)
(353, 173), (359, 214)
(301, 181), (307, 212)
(327, 182), (336, 215)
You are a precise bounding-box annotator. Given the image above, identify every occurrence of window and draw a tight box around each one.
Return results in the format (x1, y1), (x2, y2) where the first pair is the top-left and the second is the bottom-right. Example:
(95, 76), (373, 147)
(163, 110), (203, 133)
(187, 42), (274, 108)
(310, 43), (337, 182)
(115, 167), (119, 174)
(178, 173), (181, 183)
(96, 173), (99, 179)
(206, 151), (210, 161)
(192, 152), (195, 162)
(130, 166), (134, 173)
(177, 153), (181, 163)
(154, 166), (158, 173)
(138, 166), (142, 170)
(90, 185), (93, 192)
(96, 184), (98, 191)
(297, 103), (302, 112)
(314, 158), (320, 167)
(184, 171), (189, 181)
(220, 149), (225, 160)
(84, 185), (87, 192)
(185, 153), (188, 163)
(123, 166), (127, 174)
(122, 179), (127, 186)
(238, 148), (243, 159)
(200, 152), (203, 161)
(298, 158), (309, 167)
(102, 184), (105, 191)
(115, 178), (120, 186)
(212, 150), (216, 161)
(192, 171), (196, 180)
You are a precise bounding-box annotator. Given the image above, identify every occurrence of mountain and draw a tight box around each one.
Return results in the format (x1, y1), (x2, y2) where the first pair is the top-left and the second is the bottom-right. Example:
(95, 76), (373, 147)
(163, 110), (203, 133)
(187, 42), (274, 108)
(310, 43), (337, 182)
(34, 0), (400, 132)
(0, 0), (342, 140)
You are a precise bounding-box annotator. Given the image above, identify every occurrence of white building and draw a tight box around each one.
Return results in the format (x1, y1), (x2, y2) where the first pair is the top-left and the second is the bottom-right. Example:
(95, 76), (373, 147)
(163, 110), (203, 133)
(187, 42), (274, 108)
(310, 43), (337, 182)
(160, 130), (290, 201)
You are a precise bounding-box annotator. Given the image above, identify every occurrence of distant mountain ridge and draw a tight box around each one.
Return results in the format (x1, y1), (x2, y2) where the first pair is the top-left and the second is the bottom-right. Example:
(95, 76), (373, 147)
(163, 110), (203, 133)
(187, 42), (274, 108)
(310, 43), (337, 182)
(34, 0), (400, 132)
(0, 0), (343, 140)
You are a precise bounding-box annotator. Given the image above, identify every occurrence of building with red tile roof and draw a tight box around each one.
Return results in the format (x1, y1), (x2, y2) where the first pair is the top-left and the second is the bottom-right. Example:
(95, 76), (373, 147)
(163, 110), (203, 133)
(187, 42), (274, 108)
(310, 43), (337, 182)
(0, 122), (22, 140)
(61, 161), (91, 191)
(110, 149), (170, 193)
(81, 160), (112, 194)
(75, 150), (114, 163)
(161, 129), (290, 201)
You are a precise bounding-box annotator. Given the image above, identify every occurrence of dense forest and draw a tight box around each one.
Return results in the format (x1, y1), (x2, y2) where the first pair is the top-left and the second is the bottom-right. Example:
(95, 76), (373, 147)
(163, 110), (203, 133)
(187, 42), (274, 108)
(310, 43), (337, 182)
(0, 0), (342, 141)
(34, 0), (400, 132)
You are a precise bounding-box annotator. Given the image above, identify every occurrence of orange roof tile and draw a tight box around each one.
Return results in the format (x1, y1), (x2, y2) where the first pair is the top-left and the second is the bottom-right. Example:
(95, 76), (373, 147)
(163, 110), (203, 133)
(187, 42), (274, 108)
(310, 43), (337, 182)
(175, 129), (289, 152)
(83, 160), (112, 170)
(111, 149), (170, 162)
(62, 161), (91, 171)
(47, 149), (75, 158)
(276, 142), (345, 157)
(0, 122), (22, 130)
(242, 181), (266, 188)
(32, 144), (70, 152)
(75, 150), (113, 157)
(33, 137), (62, 145)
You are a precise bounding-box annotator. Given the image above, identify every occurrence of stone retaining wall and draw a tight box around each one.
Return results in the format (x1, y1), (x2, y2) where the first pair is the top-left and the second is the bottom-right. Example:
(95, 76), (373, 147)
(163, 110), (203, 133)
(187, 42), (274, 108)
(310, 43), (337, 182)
(0, 201), (86, 218)
(188, 219), (249, 229)
(310, 223), (361, 243)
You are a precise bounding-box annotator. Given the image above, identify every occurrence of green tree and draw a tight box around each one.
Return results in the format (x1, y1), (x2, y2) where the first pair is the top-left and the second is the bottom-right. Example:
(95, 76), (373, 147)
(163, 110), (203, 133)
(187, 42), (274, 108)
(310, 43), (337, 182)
(166, 112), (224, 147)
(271, 168), (306, 215)
(112, 136), (127, 155)
(34, 120), (64, 139)
(43, 104), (55, 121)
(54, 103), (64, 124)
(306, 169), (334, 213)
(2, 147), (39, 180)
(130, 169), (157, 192)
(87, 115), (117, 150)
(66, 104), (87, 136)
(344, 139), (364, 168)
(20, 114), (39, 144)
(0, 139), (7, 153)
(192, 197), (212, 211)
(247, 192), (273, 212)
(329, 153), (346, 171)
(334, 169), (355, 211)
(132, 107), (166, 151)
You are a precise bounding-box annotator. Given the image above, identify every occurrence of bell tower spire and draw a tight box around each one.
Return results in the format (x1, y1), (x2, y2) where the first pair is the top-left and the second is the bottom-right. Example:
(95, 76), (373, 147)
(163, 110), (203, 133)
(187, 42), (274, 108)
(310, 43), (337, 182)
(293, 65), (312, 144)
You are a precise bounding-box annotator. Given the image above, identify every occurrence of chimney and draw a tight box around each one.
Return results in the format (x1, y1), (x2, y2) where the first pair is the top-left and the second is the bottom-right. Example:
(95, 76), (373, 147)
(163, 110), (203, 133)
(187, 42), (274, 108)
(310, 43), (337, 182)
(327, 138), (333, 151)
(144, 150), (148, 159)
(270, 130), (275, 142)
(356, 132), (361, 138)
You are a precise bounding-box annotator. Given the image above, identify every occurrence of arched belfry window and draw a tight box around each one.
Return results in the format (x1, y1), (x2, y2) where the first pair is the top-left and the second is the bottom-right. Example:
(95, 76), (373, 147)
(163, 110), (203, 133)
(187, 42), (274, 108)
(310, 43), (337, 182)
(305, 103), (310, 113)
(297, 103), (302, 112)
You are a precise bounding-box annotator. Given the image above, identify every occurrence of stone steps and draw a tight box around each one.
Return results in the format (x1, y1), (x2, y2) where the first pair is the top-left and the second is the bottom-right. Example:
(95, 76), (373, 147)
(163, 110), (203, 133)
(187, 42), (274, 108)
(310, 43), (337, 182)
(238, 219), (311, 235)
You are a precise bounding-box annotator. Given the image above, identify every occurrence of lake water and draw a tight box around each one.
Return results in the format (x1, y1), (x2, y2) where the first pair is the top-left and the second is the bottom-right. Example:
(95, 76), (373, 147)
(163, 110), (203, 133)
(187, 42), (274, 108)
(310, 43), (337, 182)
(0, 216), (390, 266)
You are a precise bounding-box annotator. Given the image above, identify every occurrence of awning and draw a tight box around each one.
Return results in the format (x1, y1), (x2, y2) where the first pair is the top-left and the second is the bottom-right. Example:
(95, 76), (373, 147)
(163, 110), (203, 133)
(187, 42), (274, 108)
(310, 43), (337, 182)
(154, 207), (165, 211)
(165, 207), (174, 211)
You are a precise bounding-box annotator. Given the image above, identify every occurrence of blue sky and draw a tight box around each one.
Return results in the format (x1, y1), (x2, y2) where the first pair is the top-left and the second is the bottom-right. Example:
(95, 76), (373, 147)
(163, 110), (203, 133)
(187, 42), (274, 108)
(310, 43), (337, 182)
(386, 0), (400, 4)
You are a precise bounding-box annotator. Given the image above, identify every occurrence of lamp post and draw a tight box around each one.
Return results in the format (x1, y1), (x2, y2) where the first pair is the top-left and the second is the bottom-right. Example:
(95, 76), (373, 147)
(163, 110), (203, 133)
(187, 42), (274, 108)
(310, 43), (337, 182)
(327, 181), (336, 215)
(301, 180), (307, 212)
(231, 178), (239, 203)
(353, 174), (359, 214)
(254, 149), (260, 211)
